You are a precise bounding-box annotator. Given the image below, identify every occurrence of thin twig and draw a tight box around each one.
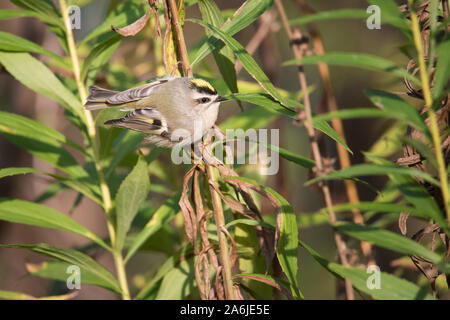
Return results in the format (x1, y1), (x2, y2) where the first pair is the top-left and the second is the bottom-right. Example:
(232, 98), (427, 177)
(274, 0), (354, 300)
(58, 0), (130, 300)
(166, 0), (192, 77)
(295, 0), (374, 266)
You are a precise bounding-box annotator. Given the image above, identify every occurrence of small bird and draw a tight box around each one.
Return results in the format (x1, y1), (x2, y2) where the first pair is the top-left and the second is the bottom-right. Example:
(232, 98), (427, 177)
(85, 76), (227, 147)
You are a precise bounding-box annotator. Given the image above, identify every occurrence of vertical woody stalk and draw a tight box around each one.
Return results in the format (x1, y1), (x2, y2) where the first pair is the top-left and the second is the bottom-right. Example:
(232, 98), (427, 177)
(59, 0), (130, 300)
(166, 0), (235, 299)
(274, 0), (354, 299)
(295, 0), (374, 266)
(408, 0), (450, 221)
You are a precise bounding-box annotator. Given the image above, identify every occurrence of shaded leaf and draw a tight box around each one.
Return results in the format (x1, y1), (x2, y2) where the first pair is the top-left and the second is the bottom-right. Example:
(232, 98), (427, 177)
(0, 243), (121, 293)
(284, 52), (420, 86)
(115, 155), (150, 250)
(0, 198), (109, 250)
(191, 19), (290, 108)
(0, 52), (84, 120)
(191, 0), (273, 65)
(125, 193), (180, 262)
(289, 9), (369, 25)
(335, 222), (442, 264)
(26, 261), (120, 293)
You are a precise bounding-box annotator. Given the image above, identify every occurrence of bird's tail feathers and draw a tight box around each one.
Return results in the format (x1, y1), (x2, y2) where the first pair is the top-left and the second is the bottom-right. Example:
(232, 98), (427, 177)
(84, 85), (118, 110)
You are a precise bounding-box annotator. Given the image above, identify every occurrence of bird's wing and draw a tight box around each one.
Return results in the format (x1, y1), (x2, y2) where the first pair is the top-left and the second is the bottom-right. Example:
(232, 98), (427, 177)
(106, 78), (171, 105)
(104, 108), (168, 136)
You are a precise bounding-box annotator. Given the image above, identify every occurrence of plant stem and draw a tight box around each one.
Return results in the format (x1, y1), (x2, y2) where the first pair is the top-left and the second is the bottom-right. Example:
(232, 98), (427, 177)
(165, 0), (234, 299)
(59, 0), (130, 300)
(408, 0), (450, 222)
(167, 0), (192, 77)
(274, 0), (354, 300)
(206, 165), (235, 300)
(295, 0), (374, 266)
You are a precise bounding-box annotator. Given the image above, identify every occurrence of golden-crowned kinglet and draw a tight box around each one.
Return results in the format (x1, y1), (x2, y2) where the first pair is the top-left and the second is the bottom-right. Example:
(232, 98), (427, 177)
(84, 76), (227, 147)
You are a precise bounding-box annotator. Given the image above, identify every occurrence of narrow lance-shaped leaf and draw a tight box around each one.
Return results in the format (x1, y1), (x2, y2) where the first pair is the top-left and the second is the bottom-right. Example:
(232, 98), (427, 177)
(115, 155), (151, 250)
(191, 0), (273, 65)
(364, 89), (429, 140)
(0, 31), (67, 67)
(335, 222), (442, 264)
(289, 9), (369, 26)
(432, 34), (450, 102)
(0, 167), (101, 204)
(191, 19), (290, 109)
(26, 261), (120, 294)
(364, 152), (448, 232)
(0, 243), (121, 293)
(125, 193), (181, 263)
(81, 34), (122, 84)
(0, 198), (109, 250)
(299, 240), (435, 300)
(224, 176), (303, 299)
(198, 0), (239, 96)
(0, 52), (85, 121)
(306, 163), (440, 187)
(283, 52), (420, 86)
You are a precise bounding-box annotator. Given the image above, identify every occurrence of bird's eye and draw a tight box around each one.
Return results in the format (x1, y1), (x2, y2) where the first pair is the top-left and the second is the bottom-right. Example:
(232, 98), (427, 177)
(200, 97), (210, 103)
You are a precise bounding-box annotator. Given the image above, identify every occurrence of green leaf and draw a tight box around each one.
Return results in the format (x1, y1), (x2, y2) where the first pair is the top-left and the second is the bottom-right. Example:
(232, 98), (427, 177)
(11, 0), (67, 51)
(26, 261), (120, 293)
(367, 0), (411, 37)
(0, 111), (85, 154)
(364, 89), (429, 139)
(433, 34), (450, 102)
(155, 257), (196, 299)
(299, 240), (435, 300)
(335, 222), (442, 264)
(224, 93), (351, 153)
(306, 164), (440, 187)
(81, 34), (122, 83)
(364, 153), (447, 231)
(225, 176), (302, 299)
(0, 198), (109, 250)
(284, 52), (420, 86)
(331, 264), (434, 300)
(289, 9), (369, 25)
(0, 243), (121, 293)
(225, 218), (275, 230)
(95, 108), (129, 159)
(191, 19), (290, 109)
(267, 188), (302, 299)
(226, 93), (297, 118)
(0, 112), (96, 187)
(135, 244), (193, 299)
(106, 131), (146, 178)
(0, 31), (67, 67)
(0, 9), (38, 20)
(198, 0), (238, 97)
(0, 52), (84, 120)
(312, 119), (352, 154)
(0, 167), (101, 204)
(115, 155), (150, 250)
(190, 0), (273, 66)
(125, 193), (180, 263)
(368, 122), (406, 158)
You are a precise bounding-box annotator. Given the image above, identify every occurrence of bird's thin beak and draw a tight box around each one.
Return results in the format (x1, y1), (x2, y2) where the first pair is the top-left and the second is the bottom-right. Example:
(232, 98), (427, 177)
(215, 96), (228, 102)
